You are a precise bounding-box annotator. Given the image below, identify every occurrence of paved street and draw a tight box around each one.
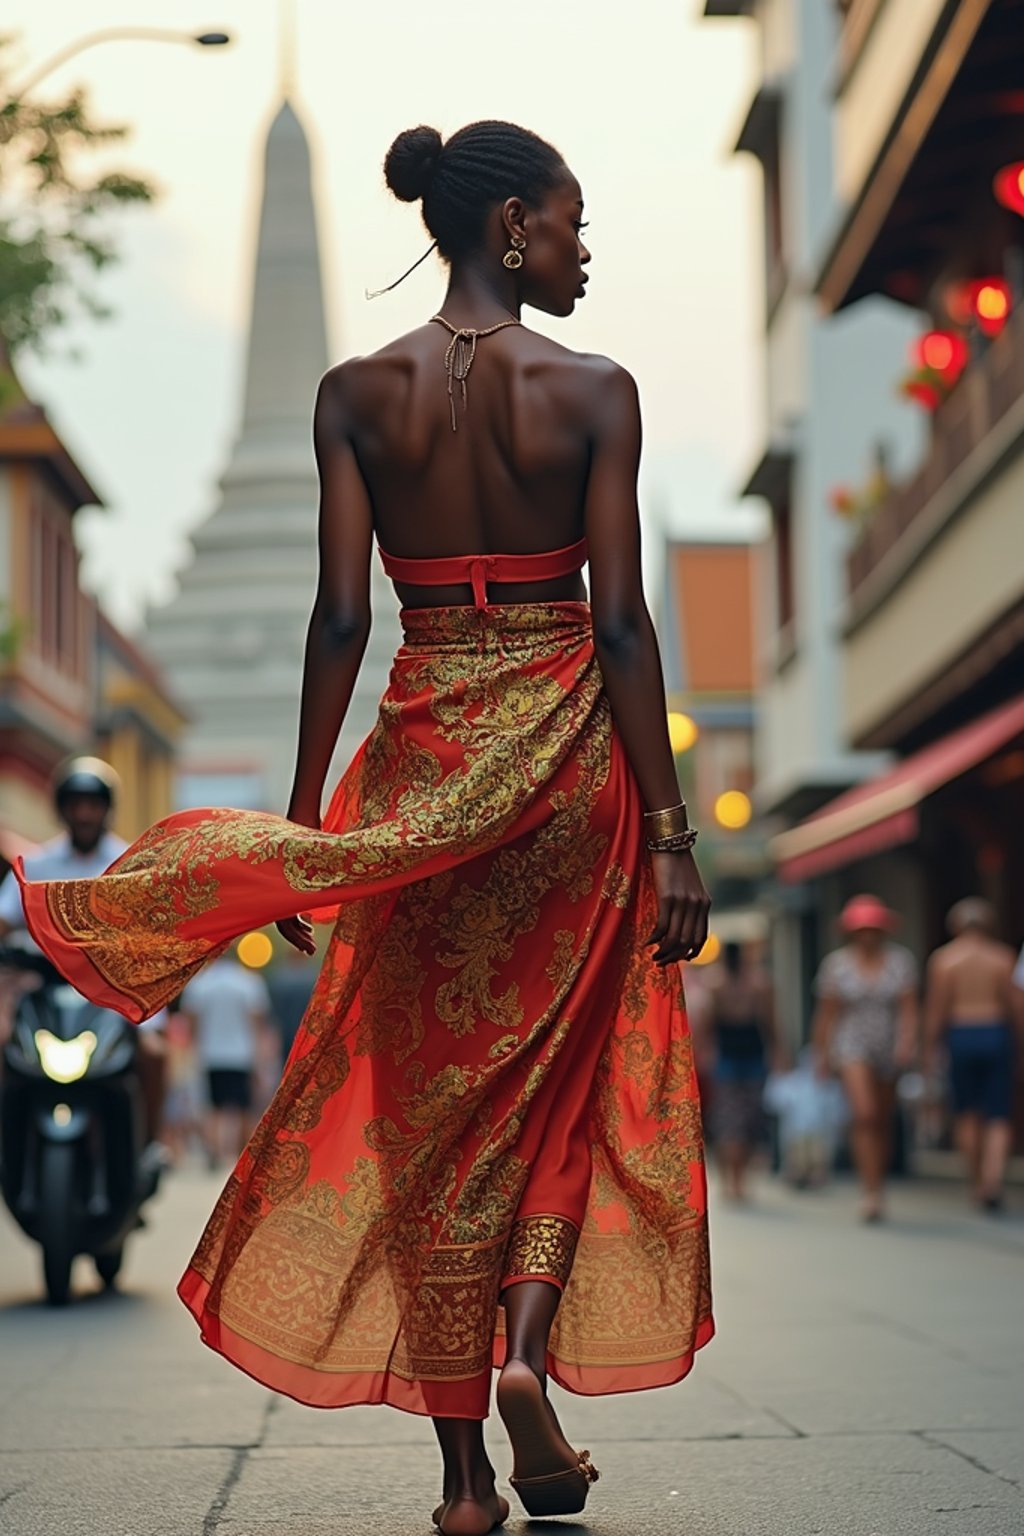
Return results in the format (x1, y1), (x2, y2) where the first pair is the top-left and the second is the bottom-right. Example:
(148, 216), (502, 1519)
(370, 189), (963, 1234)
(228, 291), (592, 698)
(1, 1165), (1022, 1536)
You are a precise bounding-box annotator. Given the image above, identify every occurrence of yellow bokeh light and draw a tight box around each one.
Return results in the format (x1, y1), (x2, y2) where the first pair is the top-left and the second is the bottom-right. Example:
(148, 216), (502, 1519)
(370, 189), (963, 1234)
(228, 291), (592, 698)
(714, 790), (753, 830)
(237, 930), (273, 969)
(976, 284), (1008, 321)
(689, 932), (721, 966)
(667, 711), (699, 754)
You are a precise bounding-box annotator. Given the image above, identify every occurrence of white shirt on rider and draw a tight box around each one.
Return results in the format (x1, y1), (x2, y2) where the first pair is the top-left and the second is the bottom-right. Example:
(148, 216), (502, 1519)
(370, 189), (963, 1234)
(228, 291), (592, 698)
(0, 832), (164, 1031)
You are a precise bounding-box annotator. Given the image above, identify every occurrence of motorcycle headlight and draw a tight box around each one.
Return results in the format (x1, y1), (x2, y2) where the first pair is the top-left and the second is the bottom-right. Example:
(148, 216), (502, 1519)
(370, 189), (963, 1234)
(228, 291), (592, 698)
(34, 1028), (98, 1084)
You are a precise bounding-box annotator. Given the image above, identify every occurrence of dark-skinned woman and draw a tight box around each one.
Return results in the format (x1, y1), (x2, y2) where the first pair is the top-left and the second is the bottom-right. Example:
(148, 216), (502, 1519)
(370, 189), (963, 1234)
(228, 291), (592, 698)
(16, 120), (714, 1535)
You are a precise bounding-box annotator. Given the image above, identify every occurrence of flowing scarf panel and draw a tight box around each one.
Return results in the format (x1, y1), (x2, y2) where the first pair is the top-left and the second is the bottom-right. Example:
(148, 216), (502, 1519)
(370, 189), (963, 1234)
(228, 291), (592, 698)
(16, 602), (712, 1415)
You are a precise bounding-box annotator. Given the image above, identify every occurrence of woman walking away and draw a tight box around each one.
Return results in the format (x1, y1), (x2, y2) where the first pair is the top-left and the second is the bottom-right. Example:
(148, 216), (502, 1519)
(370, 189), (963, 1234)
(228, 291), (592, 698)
(924, 899), (1020, 1213)
(15, 120), (714, 1535)
(707, 941), (774, 1202)
(813, 896), (918, 1223)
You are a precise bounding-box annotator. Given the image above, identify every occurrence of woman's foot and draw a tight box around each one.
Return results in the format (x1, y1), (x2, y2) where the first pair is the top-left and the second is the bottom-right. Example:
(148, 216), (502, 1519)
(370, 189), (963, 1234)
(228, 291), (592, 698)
(859, 1194), (884, 1223)
(431, 1489), (509, 1535)
(496, 1358), (599, 1516)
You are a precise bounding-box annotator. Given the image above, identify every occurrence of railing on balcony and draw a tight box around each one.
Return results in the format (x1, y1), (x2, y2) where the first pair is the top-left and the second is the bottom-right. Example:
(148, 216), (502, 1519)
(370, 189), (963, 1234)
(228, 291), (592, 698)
(847, 299), (1024, 613)
(836, 0), (886, 85)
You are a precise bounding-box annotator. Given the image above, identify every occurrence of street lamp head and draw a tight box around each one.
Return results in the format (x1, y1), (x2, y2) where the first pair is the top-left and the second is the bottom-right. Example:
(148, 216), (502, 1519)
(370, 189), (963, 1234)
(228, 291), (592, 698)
(194, 33), (231, 47)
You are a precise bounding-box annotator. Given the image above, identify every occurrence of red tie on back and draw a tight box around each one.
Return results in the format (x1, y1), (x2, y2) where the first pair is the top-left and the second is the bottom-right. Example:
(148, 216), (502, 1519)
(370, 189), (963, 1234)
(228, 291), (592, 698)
(378, 538), (589, 610)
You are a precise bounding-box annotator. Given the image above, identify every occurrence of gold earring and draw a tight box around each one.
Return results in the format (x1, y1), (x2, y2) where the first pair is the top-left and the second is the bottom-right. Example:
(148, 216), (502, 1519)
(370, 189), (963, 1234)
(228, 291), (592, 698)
(502, 236), (526, 271)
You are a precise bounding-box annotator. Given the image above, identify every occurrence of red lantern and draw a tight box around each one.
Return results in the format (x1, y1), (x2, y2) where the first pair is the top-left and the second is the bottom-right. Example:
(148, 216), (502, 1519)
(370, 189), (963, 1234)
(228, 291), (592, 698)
(967, 277), (1012, 337)
(911, 330), (969, 384)
(993, 161), (1024, 217)
(900, 377), (943, 412)
(829, 486), (856, 516)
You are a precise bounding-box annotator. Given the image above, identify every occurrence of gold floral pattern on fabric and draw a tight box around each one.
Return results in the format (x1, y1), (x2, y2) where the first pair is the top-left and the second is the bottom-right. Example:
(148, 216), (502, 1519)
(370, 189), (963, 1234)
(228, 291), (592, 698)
(24, 603), (712, 1412)
(601, 861), (632, 909)
(504, 1214), (580, 1287)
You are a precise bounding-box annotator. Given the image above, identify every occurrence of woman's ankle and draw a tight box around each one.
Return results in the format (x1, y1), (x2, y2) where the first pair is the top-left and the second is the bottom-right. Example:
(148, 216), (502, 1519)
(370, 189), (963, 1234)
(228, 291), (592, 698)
(443, 1458), (497, 1501)
(503, 1350), (547, 1387)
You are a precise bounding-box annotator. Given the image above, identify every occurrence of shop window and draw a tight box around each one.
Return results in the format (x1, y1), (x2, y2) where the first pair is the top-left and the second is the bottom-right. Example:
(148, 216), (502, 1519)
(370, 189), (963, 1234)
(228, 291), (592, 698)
(28, 485), (81, 679)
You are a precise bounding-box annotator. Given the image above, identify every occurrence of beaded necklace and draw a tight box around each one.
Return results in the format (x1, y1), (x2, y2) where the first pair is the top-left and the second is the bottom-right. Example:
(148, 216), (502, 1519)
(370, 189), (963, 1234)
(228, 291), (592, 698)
(430, 313), (520, 431)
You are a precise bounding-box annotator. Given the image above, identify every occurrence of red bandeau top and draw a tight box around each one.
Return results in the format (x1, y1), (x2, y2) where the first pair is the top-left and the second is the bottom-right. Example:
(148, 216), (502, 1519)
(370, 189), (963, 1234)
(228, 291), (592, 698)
(378, 537), (588, 610)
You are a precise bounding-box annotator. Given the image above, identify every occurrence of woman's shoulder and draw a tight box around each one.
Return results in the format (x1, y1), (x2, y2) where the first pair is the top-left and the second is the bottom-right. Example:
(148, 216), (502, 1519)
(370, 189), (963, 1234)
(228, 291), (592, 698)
(521, 329), (636, 389)
(815, 945), (851, 990)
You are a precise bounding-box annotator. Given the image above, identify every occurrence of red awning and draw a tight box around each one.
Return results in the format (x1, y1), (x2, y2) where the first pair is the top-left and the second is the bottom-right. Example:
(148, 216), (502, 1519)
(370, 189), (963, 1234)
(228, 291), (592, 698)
(772, 694), (1024, 884)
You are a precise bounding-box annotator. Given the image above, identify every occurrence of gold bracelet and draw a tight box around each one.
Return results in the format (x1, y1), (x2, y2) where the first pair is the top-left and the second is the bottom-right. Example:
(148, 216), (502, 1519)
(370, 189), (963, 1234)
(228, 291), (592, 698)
(643, 802), (689, 840)
(647, 827), (699, 854)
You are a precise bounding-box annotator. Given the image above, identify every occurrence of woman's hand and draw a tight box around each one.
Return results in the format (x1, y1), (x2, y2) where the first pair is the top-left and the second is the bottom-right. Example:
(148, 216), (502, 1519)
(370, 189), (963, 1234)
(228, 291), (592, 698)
(276, 915), (317, 956)
(893, 1033), (918, 1072)
(277, 803), (321, 955)
(646, 850), (711, 966)
(286, 800), (321, 831)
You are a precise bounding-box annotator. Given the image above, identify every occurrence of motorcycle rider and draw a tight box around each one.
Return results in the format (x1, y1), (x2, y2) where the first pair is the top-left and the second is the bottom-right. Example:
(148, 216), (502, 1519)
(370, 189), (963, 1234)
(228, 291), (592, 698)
(0, 759), (166, 1141)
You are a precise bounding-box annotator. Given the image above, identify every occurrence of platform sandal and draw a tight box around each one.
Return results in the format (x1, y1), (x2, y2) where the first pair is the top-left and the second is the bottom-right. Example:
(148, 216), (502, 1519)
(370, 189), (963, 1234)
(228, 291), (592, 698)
(497, 1360), (600, 1517)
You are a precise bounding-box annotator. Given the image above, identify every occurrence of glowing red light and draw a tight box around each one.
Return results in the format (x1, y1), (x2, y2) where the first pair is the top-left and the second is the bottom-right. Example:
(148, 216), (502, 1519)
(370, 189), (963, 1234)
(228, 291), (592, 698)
(923, 335), (953, 370)
(911, 330), (969, 383)
(902, 379), (943, 412)
(959, 277), (1013, 338)
(993, 162), (1024, 218)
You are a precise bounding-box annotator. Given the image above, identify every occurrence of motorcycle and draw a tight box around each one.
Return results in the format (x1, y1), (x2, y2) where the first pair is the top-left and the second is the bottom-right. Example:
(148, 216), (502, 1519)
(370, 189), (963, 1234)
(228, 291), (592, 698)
(0, 947), (164, 1305)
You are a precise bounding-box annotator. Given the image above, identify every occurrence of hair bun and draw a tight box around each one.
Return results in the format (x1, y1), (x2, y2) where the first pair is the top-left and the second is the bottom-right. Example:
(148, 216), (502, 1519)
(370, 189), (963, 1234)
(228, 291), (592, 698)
(384, 125), (444, 203)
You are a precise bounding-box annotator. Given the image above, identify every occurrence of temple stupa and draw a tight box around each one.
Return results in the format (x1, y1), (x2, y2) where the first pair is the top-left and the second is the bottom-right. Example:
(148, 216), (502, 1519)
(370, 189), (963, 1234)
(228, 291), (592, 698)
(147, 92), (400, 813)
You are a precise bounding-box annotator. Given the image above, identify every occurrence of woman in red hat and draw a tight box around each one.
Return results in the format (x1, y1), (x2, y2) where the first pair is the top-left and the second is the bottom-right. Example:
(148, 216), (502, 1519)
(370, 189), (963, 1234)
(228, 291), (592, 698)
(812, 896), (918, 1221)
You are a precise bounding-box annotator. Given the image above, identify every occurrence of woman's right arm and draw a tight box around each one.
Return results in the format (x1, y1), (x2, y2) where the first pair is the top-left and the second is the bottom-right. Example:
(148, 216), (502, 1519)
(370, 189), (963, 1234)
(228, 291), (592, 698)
(287, 365), (374, 827)
(276, 366), (373, 957)
(812, 996), (839, 1069)
(582, 360), (710, 966)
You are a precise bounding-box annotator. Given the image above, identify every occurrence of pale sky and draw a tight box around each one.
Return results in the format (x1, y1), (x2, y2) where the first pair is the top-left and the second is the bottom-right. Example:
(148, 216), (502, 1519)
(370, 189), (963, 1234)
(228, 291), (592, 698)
(10, 0), (766, 628)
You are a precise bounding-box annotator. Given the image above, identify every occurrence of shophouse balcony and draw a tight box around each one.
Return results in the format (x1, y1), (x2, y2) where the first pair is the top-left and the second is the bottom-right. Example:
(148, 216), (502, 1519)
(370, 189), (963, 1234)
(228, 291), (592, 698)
(847, 299), (1024, 612)
(834, 0), (885, 81)
(840, 296), (1024, 750)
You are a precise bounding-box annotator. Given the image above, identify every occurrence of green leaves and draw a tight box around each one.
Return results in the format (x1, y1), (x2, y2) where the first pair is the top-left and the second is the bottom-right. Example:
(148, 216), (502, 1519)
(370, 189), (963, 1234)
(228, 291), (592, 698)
(0, 35), (155, 355)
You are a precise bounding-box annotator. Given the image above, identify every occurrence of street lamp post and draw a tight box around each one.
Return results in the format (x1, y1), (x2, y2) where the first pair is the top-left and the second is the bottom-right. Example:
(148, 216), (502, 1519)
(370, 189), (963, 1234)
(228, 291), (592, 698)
(7, 28), (231, 101)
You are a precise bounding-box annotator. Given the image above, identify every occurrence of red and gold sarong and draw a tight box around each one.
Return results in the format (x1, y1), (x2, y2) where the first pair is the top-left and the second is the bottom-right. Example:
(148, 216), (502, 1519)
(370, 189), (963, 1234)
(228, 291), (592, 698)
(17, 602), (713, 1417)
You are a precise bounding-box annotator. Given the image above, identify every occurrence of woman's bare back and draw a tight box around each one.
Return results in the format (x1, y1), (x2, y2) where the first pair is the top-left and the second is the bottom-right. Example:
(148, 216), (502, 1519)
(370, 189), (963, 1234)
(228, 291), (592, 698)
(337, 322), (613, 606)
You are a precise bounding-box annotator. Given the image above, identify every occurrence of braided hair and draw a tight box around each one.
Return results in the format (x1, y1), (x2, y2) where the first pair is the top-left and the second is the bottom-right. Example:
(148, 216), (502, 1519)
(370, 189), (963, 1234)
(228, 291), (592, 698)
(383, 120), (568, 262)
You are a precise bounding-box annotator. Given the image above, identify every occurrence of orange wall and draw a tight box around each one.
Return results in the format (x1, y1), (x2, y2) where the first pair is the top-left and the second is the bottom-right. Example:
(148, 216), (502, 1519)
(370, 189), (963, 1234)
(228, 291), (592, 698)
(671, 545), (755, 693)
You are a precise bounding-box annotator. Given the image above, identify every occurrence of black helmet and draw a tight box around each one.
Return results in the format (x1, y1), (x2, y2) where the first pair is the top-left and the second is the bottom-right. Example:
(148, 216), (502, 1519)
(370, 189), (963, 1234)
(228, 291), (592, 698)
(53, 756), (120, 810)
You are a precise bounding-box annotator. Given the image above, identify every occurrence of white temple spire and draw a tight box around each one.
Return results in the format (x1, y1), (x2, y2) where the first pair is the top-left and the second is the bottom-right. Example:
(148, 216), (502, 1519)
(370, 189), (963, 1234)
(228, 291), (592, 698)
(279, 0), (297, 98)
(146, 92), (400, 813)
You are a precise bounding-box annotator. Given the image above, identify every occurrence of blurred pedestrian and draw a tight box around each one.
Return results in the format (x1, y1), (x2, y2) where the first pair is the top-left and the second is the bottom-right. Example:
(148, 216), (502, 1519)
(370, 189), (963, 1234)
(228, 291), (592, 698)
(764, 1046), (848, 1188)
(181, 950), (271, 1167)
(813, 895), (918, 1222)
(161, 997), (201, 1166)
(924, 899), (1020, 1212)
(706, 941), (775, 1201)
(266, 946), (319, 1068)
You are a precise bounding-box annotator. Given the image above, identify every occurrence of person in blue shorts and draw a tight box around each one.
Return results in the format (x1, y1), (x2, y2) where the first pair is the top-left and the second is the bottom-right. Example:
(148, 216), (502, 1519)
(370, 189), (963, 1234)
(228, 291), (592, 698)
(924, 899), (1021, 1212)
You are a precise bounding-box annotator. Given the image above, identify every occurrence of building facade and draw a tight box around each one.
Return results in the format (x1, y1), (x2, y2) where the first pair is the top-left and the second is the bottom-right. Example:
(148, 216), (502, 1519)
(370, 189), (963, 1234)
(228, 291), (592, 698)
(775, 0), (1024, 965)
(146, 96), (400, 816)
(0, 368), (99, 846)
(659, 538), (766, 942)
(704, 0), (925, 1042)
(0, 358), (186, 857)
